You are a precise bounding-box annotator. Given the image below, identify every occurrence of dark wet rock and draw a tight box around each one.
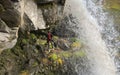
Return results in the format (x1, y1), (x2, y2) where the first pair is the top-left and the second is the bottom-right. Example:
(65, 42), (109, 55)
(0, 4), (5, 12)
(36, 0), (65, 5)
(10, 0), (19, 3)
(0, 0), (78, 75)
(35, 0), (54, 4)
(37, 0), (65, 28)
(0, 9), (20, 28)
(22, 14), (35, 31)
(53, 15), (78, 38)
(0, 19), (10, 33)
(0, 0), (14, 10)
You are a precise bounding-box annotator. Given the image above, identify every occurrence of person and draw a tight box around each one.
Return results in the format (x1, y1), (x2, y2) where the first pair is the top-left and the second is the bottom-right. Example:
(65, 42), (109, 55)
(47, 31), (54, 50)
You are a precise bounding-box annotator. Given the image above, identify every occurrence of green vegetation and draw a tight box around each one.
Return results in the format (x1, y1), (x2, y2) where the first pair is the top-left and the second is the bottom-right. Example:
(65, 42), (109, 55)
(74, 50), (86, 57)
(103, 0), (120, 32)
(70, 38), (82, 49)
(48, 53), (58, 61)
(104, 0), (120, 10)
(20, 70), (29, 75)
(36, 39), (46, 45)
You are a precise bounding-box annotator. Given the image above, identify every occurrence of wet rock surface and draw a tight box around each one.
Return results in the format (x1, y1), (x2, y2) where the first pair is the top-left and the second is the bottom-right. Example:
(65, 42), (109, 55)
(0, 0), (89, 75)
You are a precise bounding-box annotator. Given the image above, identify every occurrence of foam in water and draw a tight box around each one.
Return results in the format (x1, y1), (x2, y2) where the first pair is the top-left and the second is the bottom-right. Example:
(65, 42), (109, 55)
(64, 0), (117, 75)
(85, 0), (120, 74)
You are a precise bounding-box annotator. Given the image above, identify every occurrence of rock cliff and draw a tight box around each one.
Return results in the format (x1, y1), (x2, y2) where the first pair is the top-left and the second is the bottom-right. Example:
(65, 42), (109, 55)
(0, 0), (65, 52)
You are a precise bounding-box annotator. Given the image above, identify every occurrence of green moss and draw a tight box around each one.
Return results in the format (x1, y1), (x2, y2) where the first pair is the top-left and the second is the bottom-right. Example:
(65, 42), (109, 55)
(59, 50), (86, 58)
(22, 39), (29, 44)
(48, 72), (54, 75)
(104, 0), (120, 10)
(71, 41), (81, 48)
(20, 70), (29, 75)
(70, 38), (79, 42)
(70, 38), (82, 49)
(59, 51), (72, 58)
(53, 36), (59, 41)
(32, 61), (38, 67)
(73, 50), (86, 57)
(37, 39), (46, 45)
(30, 33), (37, 40)
(49, 53), (58, 61)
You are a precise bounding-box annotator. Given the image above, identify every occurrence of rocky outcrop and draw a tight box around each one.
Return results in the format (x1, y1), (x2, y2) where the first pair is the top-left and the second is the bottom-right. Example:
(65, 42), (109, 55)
(0, 9), (20, 28)
(0, 0), (20, 51)
(0, 0), (66, 51)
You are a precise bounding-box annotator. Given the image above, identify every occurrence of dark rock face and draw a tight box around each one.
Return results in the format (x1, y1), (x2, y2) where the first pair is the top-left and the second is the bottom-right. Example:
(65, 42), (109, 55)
(0, 19), (10, 33)
(36, 0), (65, 27)
(0, 0), (66, 51)
(0, 0), (37, 50)
(0, 0), (21, 51)
(10, 0), (19, 2)
(53, 15), (78, 38)
(0, 0), (72, 75)
(0, 9), (20, 28)
(36, 0), (65, 5)
(0, 0), (14, 10)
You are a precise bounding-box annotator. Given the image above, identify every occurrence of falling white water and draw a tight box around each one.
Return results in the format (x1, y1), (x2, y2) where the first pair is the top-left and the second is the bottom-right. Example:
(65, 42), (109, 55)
(64, 0), (117, 75)
(85, 0), (120, 74)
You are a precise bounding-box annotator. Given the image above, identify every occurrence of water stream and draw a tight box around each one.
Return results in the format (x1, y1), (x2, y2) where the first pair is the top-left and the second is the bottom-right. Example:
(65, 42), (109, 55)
(84, 0), (120, 74)
(64, 0), (117, 75)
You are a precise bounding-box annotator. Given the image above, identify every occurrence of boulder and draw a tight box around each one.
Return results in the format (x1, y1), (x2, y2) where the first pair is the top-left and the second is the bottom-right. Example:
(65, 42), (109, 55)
(0, 9), (21, 28)
(0, 19), (10, 33)
(57, 39), (70, 50)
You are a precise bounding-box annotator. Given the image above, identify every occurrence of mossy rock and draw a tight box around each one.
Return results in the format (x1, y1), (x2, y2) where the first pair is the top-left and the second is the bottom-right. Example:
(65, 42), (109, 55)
(19, 70), (29, 75)
(48, 53), (58, 61)
(53, 36), (59, 41)
(59, 50), (86, 58)
(32, 61), (38, 67)
(60, 51), (72, 58)
(48, 72), (54, 75)
(56, 58), (63, 65)
(42, 58), (49, 64)
(70, 38), (82, 49)
(104, 0), (120, 10)
(22, 39), (29, 44)
(30, 33), (37, 40)
(70, 38), (79, 42)
(73, 50), (86, 57)
(36, 39), (46, 45)
(71, 41), (81, 48)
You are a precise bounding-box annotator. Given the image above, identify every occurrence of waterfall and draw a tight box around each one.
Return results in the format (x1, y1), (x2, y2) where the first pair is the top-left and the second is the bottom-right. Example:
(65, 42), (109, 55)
(84, 1), (120, 75)
(64, 0), (117, 75)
